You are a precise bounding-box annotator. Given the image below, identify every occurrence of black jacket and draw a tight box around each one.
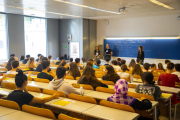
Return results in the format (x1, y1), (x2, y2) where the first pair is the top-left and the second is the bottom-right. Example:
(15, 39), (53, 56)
(137, 51), (144, 60)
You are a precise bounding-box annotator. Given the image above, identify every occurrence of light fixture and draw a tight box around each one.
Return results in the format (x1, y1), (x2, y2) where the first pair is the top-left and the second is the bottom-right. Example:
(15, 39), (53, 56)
(0, 4), (81, 18)
(54, 0), (120, 14)
(105, 37), (179, 40)
(149, 0), (174, 10)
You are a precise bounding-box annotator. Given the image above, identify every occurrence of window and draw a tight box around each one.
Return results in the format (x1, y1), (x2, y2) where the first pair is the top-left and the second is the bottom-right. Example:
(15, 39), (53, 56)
(24, 17), (46, 58)
(0, 14), (7, 60)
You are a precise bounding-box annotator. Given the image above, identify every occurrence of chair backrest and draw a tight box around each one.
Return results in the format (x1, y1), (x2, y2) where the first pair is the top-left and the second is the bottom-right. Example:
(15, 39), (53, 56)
(0, 68), (8, 72)
(68, 93), (97, 104)
(153, 74), (160, 77)
(7, 74), (16, 78)
(133, 75), (141, 79)
(96, 87), (115, 94)
(43, 89), (66, 98)
(1, 82), (16, 90)
(30, 71), (40, 75)
(95, 71), (105, 75)
(128, 91), (155, 101)
(27, 76), (33, 81)
(65, 76), (75, 80)
(153, 77), (159, 81)
(72, 84), (94, 90)
(95, 74), (104, 78)
(22, 105), (56, 119)
(58, 114), (81, 120)
(156, 70), (165, 73)
(76, 77), (80, 80)
(94, 68), (103, 71)
(99, 80), (114, 85)
(27, 86), (41, 93)
(100, 100), (135, 113)
(34, 78), (50, 83)
(121, 77), (130, 82)
(128, 84), (137, 88)
(0, 99), (21, 110)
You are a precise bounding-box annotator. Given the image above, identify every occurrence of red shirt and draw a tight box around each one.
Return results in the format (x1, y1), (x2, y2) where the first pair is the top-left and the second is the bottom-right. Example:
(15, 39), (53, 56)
(158, 73), (180, 87)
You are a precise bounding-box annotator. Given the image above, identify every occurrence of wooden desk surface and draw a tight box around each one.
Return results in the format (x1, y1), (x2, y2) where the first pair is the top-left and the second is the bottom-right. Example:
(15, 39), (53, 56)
(0, 106), (18, 117)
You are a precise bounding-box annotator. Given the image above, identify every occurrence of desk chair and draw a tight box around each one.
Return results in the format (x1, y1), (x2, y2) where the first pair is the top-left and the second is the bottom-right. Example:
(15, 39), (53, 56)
(65, 76), (75, 80)
(128, 84), (137, 88)
(0, 99), (21, 110)
(34, 78), (50, 83)
(1, 82), (16, 90)
(99, 80), (115, 85)
(95, 74), (104, 78)
(29, 71), (40, 75)
(128, 92), (155, 101)
(0, 68), (8, 72)
(72, 84), (94, 90)
(27, 86), (41, 93)
(43, 89), (66, 98)
(22, 105), (56, 119)
(58, 114), (81, 120)
(133, 75), (141, 79)
(96, 87), (115, 94)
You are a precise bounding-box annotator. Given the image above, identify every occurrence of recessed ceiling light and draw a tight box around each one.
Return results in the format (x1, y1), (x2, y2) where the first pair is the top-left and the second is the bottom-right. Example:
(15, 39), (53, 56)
(54, 0), (120, 14)
(149, 0), (174, 10)
(30, 14), (35, 15)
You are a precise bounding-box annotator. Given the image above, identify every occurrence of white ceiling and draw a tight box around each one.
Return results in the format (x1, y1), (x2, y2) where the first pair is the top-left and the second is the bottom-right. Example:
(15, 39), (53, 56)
(0, 0), (179, 20)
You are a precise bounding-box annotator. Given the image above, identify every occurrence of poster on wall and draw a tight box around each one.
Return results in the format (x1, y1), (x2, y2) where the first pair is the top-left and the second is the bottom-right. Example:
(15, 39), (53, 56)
(70, 42), (79, 58)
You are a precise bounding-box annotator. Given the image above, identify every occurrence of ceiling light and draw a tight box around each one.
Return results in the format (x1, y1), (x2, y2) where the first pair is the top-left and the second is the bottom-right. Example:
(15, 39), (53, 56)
(54, 0), (120, 14)
(149, 0), (174, 10)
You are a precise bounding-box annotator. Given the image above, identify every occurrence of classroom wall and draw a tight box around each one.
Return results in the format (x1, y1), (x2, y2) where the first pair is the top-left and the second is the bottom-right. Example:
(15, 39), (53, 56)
(97, 14), (180, 64)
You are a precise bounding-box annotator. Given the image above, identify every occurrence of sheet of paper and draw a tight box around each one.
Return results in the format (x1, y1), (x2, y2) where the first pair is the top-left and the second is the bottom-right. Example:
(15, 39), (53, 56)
(53, 99), (75, 106)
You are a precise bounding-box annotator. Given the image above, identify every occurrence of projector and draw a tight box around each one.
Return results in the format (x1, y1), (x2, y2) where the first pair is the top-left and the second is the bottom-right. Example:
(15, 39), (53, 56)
(177, 16), (180, 20)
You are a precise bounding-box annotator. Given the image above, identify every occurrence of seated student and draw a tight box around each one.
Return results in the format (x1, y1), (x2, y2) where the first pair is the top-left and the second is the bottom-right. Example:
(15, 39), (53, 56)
(81, 58), (86, 67)
(23, 55), (30, 64)
(95, 59), (101, 67)
(6, 56), (15, 71)
(66, 62), (81, 80)
(136, 58), (141, 65)
(104, 58), (110, 66)
(75, 58), (83, 70)
(143, 63), (150, 72)
(121, 59), (126, 65)
(129, 59), (136, 70)
(25, 57), (37, 71)
(102, 65), (120, 83)
(37, 60), (54, 81)
(157, 63), (165, 72)
(35, 54), (41, 62)
(158, 63), (180, 87)
(48, 55), (52, 61)
(108, 79), (152, 111)
(173, 63), (180, 79)
(10, 54), (15, 59)
(38, 55), (44, 63)
(64, 54), (68, 60)
(151, 64), (157, 73)
(59, 61), (69, 70)
(78, 67), (108, 90)
(111, 60), (121, 72)
(165, 59), (171, 65)
(56, 56), (64, 65)
(49, 66), (83, 96)
(0, 73), (7, 82)
(87, 59), (98, 69)
(36, 57), (51, 72)
(6, 60), (19, 74)
(20, 55), (25, 63)
(70, 58), (73, 63)
(56, 54), (61, 60)
(118, 64), (130, 80)
(117, 58), (121, 66)
(7, 70), (59, 109)
(132, 64), (143, 76)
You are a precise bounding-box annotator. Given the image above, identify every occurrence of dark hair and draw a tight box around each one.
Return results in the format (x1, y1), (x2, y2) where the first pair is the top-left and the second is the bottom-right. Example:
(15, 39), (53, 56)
(10, 54), (15, 57)
(78, 67), (101, 90)
(88, 59), (93, 62)
(11, 60), (19, 68)
(86, 61), (93, 68)
(139, 46), (143, 51)
(38, 55), (44, 63)
(165, 59), (171, 64)
(59, 56), (64, 61)
(6, 56), (15, 70)
(26, 55), (30, 58)
(158, 63), (165, 71)
(42, 57), (48, 61)
(48, 55), (52, 60)
(117, 58), (121, 62)
(121, 64), (127, 72)
(111, 60), (117, 65)
(68, 62), (81, 79)
(64, 54), (67, 60)
(95, 46), (100, 50)
(75, 58), (80, 63)
(175, 64), (180, 72)
(41, 60), (50, 70)
(70, 58), (73, 62)
(129, 59), (136, 68)
(167, 62), (174, 70)
(20, 55), (25, 61)
(105, 58), (110, 62)
(143, 63), (150, 70)
(151, 64), (156, 68)
(141, 72), (154, 85)
(15, 70), (27, 87)
(96, 59), (101, 66)
(56, 66), (66, 79)
(132, 64), (143, 76)
(136, 58), (141, 63)
(104, 65), (120, 83)
(121, 59), (126, 65)
(38, 54), (41, 57)
(59, 61), (67, 67)
(81, 58), (85, 63)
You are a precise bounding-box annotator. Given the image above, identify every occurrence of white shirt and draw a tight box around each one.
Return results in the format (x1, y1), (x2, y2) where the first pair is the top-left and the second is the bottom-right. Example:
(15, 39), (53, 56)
(172, 72), (180, 79)
(118, 72), (130, 79)
(6, 71), (18, 74)
(112, 65), (121, 72)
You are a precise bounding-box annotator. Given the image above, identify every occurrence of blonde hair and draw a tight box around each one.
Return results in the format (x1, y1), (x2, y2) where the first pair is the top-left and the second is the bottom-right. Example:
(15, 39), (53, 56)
(26, 57), (35, 68)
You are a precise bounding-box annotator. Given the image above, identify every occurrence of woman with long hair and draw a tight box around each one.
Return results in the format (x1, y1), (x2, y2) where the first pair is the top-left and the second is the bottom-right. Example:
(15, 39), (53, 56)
(137, 46), (144, 64)
(26, 57), (37, 71)
(158, 63), (165, 72)
(102, 65), (120, 83)
(132, 64), (143, 76)
(6, 56), (15, 71)
(78, 67), (108, 90)
(129, 59), (136, 70)
(20, 55), (25, 62)
(67, 62), (81, 80)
